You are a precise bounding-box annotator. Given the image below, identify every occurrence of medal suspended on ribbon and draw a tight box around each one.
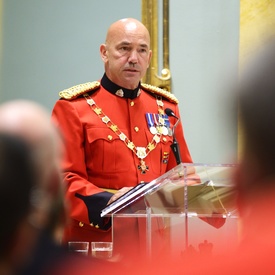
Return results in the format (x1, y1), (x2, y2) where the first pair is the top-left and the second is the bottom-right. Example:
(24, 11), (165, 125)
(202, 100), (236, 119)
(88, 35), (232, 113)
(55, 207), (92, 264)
(146, 113), (157, 135)
(164, 114), (172, 136)
(159, 114), (169, 136)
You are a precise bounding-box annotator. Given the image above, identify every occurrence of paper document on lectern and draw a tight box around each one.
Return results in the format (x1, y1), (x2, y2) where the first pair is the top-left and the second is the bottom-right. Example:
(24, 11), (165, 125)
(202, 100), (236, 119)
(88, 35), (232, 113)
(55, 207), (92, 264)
(101, 163), (237, 217)
(145, 164), (237, 216)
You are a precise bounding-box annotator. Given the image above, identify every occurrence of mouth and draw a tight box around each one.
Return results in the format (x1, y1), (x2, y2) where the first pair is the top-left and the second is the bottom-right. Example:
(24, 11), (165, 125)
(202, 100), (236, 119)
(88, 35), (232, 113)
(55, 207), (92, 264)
(124, 69), (139, 73)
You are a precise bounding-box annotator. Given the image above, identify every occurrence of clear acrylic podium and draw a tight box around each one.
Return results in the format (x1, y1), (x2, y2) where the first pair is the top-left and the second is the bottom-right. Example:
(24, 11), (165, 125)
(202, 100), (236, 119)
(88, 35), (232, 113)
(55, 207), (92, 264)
(102, 163), (239, 261)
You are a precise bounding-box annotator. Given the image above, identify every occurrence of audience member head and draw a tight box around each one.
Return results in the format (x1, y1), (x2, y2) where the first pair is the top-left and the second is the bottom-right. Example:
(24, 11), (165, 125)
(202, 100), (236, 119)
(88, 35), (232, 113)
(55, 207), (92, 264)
(0, 100), (65, 274)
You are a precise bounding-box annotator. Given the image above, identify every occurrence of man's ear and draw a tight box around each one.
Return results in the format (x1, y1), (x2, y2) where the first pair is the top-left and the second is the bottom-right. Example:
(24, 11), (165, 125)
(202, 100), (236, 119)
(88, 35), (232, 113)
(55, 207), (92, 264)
(147, 50), (152, 68)
(100, 44), (108, 62)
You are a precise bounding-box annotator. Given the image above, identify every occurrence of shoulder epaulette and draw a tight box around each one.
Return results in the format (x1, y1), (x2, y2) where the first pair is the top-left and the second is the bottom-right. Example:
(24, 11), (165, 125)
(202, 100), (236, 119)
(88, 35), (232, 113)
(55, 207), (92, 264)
(141, 83), (178, 104)
(59, 81), (100, 100)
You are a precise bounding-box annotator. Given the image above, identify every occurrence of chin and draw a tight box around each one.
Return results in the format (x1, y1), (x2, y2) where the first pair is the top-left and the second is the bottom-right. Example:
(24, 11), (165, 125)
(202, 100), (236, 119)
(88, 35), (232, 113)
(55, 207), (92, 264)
(121, 78), (140, 89)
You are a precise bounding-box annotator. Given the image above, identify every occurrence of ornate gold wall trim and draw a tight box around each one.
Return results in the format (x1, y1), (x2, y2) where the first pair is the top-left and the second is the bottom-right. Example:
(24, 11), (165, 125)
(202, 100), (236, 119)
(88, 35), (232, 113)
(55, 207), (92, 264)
(142, 0), (171, 91)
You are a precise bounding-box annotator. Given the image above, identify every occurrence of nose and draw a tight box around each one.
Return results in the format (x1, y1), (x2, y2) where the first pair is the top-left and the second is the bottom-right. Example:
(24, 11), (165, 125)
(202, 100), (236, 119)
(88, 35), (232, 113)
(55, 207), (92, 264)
(128, 50), (138, 64)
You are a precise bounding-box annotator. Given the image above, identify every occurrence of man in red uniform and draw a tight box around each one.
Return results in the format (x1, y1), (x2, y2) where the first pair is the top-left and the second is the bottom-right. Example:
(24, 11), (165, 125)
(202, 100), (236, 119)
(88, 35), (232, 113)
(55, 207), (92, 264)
(52, 18), (192, 256)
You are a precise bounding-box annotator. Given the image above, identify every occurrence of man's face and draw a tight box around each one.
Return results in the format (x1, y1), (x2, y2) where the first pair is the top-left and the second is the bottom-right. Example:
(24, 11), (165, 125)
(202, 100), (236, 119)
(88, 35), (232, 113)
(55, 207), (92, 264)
(100, 21), (152, 90)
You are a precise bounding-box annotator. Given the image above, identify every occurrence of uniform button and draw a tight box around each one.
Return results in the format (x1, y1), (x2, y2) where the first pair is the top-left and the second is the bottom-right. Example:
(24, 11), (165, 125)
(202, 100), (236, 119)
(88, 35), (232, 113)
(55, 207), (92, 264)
(79, 221), (84, 227)
(95, 224), (99, 229)
(108, 135), (113, 140)
(163, 137), (167, 142)
(90, 223), (94, 227)
(134, 127), (139, 132)
(130, 101), (134, 107)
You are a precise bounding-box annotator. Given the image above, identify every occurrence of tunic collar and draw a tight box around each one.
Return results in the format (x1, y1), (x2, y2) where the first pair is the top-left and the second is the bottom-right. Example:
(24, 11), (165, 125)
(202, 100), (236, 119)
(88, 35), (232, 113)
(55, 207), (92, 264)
(101, 73), (141, 99)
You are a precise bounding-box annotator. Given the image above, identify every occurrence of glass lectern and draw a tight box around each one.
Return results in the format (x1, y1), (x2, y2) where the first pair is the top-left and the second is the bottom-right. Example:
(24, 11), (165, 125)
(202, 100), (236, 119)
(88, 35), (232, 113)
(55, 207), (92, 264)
(101, 163), (239, 261)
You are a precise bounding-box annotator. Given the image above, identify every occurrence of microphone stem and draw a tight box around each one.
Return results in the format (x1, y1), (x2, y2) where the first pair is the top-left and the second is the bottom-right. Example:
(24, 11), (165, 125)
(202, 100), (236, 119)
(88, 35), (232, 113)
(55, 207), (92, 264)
(166, 112), (182, 164)
(172, 118), (180, 136)
(171, 137), (182, 165)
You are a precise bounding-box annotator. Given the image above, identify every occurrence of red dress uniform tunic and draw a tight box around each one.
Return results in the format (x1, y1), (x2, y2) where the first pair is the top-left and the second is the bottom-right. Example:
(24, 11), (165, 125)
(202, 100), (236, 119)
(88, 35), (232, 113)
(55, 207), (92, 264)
(52, 74), (192, 245)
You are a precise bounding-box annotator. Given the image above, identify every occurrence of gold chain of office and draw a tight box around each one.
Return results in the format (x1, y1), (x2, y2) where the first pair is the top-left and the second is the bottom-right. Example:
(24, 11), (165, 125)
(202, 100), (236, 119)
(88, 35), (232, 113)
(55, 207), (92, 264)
(83, 93), (165, 174)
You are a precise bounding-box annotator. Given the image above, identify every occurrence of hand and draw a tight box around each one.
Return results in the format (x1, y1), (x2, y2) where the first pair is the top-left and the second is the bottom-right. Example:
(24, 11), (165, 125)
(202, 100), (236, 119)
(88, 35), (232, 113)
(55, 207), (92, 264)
(170, 166), (201, 185)
(107, 187), (133, 205)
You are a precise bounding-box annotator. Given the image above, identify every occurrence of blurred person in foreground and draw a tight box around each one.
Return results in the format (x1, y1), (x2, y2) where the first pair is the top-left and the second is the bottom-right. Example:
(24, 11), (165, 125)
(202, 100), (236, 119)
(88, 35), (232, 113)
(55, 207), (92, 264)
(220, 37), (275, 274)
(0, 100), (113, 275)
(52, 17), (192, 258)
(134, 38), (275, 274)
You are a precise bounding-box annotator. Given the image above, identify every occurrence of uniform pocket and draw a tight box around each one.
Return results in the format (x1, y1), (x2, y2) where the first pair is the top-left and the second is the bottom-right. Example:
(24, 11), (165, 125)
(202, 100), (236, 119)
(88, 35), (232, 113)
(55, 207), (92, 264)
(85, 127), (131, 173)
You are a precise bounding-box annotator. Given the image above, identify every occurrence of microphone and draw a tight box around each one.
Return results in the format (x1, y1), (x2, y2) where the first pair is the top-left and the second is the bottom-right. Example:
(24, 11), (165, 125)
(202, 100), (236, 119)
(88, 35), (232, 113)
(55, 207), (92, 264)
(165, 108), (180, 136)
(164, 108), (177, 119)
(165, 108), (182, 165)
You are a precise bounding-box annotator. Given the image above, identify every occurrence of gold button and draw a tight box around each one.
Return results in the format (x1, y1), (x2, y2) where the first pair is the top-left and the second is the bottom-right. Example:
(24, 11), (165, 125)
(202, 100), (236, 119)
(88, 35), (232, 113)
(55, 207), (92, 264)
(108, 135), (113, 140)
(79, 221), (84, 227)
(163, 137), (167, 142)
(95, 224), (99, 229)
(90, 223), (94, 227)
(134, 127), (139, 132)
(130, 101), (134, 106)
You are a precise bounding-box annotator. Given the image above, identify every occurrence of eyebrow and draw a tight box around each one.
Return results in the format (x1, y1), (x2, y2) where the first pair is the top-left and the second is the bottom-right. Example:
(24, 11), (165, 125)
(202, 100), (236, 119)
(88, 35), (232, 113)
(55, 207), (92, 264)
(118, 41), (149, 48)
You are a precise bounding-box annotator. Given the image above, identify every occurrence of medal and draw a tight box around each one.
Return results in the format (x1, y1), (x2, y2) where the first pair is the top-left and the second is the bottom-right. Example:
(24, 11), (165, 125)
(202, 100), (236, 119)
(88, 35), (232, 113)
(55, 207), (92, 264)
(153, 114), (160, 131)
(138, 159), (149, 174)
(146, 113), (157, 135)
(163, 114), (172, 136)
(161, 126), (168, 136)
(136, 147), (147, 159)
(150, 126), (157, 135)
(159, 114), (169, 135)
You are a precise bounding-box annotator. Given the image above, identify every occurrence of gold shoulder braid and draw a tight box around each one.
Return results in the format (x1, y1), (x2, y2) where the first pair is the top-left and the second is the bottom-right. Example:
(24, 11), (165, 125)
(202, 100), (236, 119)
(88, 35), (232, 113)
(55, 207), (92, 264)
(141, 83), (179, 104)
(83, 93), (166, 174)
(59, 81), (100, 100)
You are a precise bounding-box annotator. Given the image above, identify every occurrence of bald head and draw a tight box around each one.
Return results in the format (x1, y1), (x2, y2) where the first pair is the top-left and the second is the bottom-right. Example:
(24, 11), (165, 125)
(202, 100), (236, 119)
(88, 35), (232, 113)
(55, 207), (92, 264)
(0, 100), (56, 143)
(105, 18), (150, 46)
